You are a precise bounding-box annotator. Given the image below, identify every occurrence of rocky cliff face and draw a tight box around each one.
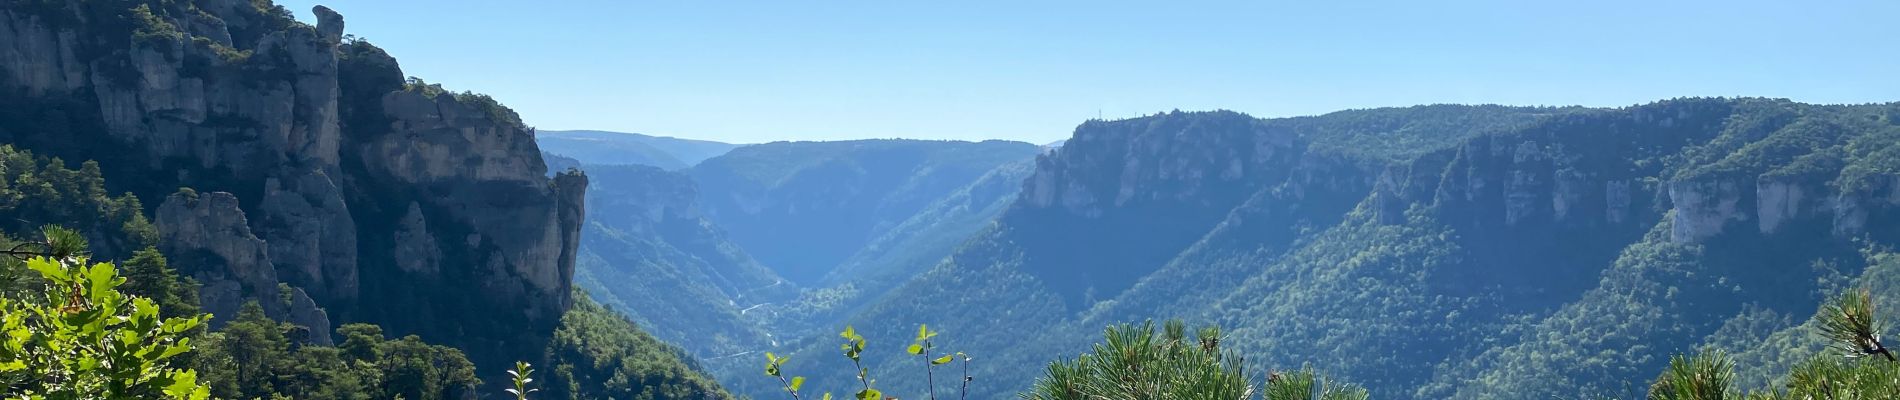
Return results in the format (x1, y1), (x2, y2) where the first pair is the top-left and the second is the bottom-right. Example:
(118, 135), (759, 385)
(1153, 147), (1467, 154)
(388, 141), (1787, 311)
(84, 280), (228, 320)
(156, 190), (332, 345)
(349, 89), (583, 321)
(0, 1), (584, 368)
(1012, 111), (1341, 306)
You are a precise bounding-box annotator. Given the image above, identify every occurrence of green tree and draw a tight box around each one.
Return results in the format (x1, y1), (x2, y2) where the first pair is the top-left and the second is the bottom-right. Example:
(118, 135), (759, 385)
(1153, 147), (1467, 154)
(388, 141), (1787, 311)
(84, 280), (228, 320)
(547, 292), (733, 399)
(0, 226), (211, 399)
(277, 346), (378, 400)
(119, 247), (199, 321)
(1022, 320), (1365, 400)
(1651, 287), (1900, 399)
(1264, 368), (1369, 400)
(1648, 352), (1736, 400)
(378, 334), (479, 400)
(213, 301), (291, 399)
(195, 314), (477, 400)
(337, 323), (385, 362)
(1817, 288), (1892, 361)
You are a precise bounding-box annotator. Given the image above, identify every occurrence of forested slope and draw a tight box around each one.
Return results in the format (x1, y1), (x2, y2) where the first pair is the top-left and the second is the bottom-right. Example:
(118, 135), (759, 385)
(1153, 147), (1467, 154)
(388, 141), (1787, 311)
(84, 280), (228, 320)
(744, 100), (1900, 400)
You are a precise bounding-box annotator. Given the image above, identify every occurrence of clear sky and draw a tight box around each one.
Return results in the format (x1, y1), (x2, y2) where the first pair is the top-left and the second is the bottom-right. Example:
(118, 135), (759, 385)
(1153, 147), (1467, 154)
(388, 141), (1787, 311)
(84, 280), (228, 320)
(276, 0), (1897, 144)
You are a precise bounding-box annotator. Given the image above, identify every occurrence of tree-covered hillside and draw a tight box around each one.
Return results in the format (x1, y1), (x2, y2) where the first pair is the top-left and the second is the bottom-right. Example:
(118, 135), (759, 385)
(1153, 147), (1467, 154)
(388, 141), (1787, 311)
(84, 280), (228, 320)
(567, 163), (791, 362)
(736, 100), (1900, 400)
(799, 159), (1037, 315)
(555, 141), (1045, 389)
(690, 139), (1041, 283)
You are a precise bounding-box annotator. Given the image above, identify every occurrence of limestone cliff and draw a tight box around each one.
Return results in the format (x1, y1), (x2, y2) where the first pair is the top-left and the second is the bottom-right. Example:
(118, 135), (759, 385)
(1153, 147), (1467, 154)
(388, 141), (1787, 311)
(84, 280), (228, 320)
(0, 1), (585, 370)
(155, 190), (332, 345)
(1012, 110), (1357, 306)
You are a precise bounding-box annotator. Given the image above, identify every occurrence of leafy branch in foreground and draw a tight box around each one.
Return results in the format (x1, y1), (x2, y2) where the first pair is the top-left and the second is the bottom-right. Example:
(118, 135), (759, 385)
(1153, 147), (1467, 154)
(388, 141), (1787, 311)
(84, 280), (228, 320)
(769, 324), (974, 400)
(505, 361), (538, 400)
(765, 351), (806, 399)
(907, 324), (965, 400)
(0, 226), (212, 399)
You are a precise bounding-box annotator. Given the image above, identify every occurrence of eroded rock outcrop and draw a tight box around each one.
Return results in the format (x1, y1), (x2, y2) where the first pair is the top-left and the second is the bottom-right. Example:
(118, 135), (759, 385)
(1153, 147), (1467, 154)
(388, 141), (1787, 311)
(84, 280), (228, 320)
(1667, 178), (1749, 242)
(1757, 176), (1818, 234)
(156, 191), (278, 304)
(0, 2), (583, 369)
(0, 9), (87, 94)
(351, 89), (586, 320)
(313, 5), (345, 43)
(156, 191), (332, 344)
(256, 169), (358, 301)
(1011, 111), (1336, 305)
(392, 202), (442, 276)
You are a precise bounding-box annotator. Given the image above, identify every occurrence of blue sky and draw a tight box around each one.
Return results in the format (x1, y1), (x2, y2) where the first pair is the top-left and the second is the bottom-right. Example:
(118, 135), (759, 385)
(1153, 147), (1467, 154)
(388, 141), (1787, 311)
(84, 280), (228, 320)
(277, 0), (1897, 144)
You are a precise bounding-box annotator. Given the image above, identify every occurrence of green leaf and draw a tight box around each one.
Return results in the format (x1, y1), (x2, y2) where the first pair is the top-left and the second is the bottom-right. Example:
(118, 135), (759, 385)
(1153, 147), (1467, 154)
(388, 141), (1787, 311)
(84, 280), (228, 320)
(130, 298), (159, 330)
(907, 344), (924, 355)
(764, 353), (783, 376)
(917, 324), (928, 341)
(163, 370), (201, 399)
(160, 316), (203, 334)
(25, 258), (67, 282)
(856, 388), (883, 400)
(154, 343), (191, 361)
(933, 355), (954, 365)
(85, 262), (121, 299)
(790, 376), (806, 391)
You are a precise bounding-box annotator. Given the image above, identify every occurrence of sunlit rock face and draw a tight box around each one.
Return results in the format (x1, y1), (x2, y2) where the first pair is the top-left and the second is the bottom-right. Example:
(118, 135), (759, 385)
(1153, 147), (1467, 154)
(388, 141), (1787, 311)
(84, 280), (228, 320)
(0, 2), (585, 369)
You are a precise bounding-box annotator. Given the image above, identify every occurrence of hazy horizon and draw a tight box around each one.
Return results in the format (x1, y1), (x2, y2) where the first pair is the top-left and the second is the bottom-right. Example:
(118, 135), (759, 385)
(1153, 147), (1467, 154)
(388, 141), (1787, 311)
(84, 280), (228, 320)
(279, 0), (1898, 144)
(547, 97), (1870, 145)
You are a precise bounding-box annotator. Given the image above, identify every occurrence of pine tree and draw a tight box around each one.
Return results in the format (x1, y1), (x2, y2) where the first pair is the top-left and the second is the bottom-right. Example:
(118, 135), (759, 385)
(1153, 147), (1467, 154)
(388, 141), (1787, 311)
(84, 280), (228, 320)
(1021, 320), (1365, 400)
(119, 246), (199, 319)
(1650, 287), (1900, 400)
